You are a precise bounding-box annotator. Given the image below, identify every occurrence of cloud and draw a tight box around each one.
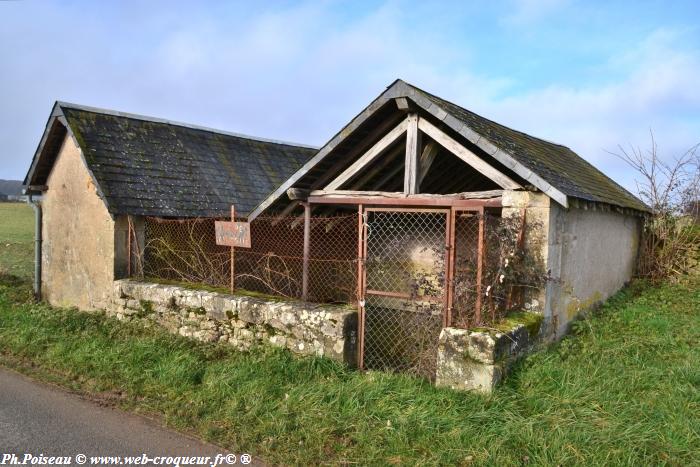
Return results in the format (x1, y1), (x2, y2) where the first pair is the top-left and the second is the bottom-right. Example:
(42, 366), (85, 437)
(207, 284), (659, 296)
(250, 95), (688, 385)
(463, 27), (700, 190)
(0, 0), (697, 198)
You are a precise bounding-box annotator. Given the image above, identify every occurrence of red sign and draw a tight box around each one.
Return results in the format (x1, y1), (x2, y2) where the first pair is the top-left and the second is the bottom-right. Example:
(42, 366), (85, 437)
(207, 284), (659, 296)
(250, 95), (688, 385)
(215, 206), (251, 248)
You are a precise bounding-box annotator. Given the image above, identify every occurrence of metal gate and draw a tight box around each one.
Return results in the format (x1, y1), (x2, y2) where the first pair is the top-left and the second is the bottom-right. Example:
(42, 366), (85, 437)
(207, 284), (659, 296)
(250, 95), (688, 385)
(358, 208), (449, 379)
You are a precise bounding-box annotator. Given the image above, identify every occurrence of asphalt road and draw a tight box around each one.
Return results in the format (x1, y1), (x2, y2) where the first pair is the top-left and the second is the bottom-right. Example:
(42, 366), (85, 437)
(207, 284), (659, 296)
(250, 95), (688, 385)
(0, 367), (259, 466)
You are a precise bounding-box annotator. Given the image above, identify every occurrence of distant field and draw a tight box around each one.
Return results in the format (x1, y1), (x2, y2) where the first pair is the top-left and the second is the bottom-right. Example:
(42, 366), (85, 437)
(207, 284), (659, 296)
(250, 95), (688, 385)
(0, 202), (34, 279)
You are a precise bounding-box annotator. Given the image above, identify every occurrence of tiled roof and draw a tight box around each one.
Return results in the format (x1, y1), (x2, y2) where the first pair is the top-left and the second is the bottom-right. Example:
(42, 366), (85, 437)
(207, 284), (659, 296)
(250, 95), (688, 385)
(412, 84), (648, 211)
(248, 79), (648, 218)
(32, 103), (317, 217)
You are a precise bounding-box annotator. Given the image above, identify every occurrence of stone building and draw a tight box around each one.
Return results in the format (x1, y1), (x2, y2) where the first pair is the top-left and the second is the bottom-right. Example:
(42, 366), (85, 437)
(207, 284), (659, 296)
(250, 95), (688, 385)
(23, 80), (648, 390)
(23, 102), (316, 309)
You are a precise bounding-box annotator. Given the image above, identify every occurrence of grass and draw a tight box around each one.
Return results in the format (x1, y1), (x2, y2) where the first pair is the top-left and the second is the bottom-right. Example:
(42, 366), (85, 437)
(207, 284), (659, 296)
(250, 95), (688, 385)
(0, 274), (698, 465)
(1, 204), (699, 464)
(0, 203), (34, 279)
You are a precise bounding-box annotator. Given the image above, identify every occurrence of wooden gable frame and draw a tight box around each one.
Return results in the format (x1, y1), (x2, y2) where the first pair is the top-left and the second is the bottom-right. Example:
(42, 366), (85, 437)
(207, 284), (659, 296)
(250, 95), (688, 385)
(248, 80), (570, 221)
(322, 109), (521, 196)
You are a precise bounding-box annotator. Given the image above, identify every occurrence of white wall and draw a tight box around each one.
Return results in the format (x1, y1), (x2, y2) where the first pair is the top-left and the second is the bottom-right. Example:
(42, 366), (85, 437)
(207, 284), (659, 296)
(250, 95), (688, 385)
(547, 205), (642, 337)
(502, 191), (643, 339)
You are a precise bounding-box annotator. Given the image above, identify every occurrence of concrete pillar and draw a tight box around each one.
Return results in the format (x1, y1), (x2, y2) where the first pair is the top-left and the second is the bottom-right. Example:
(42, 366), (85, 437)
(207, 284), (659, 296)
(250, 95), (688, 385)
(501, 191), (563, 339)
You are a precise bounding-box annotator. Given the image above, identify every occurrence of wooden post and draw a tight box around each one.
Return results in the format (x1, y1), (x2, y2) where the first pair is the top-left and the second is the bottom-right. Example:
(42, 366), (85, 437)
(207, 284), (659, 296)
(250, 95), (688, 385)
(126, 215), (132, 277)
(302, 202), (311, 301)
(230, 206), (235, 293)
(475, 207), (485, 323)
(404, 113), (420, 195)
(445, 208), (456, 328)
(357, 204), (365, 370)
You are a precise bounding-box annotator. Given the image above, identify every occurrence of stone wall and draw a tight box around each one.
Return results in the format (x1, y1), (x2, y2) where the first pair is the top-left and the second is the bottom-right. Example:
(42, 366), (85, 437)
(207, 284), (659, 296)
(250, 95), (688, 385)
(41, 134), (116, 310)
(435, 315), (542, 393)
(109, 280), (358, 366)
(110, 281), (546, 392)
(502, 191), (643, 339)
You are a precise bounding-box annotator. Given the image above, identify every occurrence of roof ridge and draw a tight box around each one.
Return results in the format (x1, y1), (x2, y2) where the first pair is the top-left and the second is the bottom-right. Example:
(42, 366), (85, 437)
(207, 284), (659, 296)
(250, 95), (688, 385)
(397, 80), (572, 150)
(56, 101), (319, 150)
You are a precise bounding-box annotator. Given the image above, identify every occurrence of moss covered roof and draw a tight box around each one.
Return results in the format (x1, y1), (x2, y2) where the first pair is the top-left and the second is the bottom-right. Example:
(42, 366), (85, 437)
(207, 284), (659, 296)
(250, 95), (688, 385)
(44, 103), (316, 218)
(250, 80), (648, 217)
(409, 83), (648, 211)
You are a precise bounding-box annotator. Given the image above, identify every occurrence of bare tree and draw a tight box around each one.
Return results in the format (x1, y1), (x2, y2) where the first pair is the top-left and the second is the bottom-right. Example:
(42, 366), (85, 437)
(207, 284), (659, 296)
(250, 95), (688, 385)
(612, 131), (700, 280)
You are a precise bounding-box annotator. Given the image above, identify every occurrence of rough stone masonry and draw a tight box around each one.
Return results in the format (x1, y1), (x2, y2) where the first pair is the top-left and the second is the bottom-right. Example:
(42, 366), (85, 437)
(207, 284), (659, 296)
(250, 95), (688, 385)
(108, 280), (542, 392)
(435, 323), (539, 393)
(108, 280), (358, 366)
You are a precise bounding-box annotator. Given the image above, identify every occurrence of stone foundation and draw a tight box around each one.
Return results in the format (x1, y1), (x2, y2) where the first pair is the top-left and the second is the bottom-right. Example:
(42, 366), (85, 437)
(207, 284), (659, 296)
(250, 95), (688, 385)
(109, 280), (358, 366)
(107, 280), (545, 392)
(435, 317), (541, 393)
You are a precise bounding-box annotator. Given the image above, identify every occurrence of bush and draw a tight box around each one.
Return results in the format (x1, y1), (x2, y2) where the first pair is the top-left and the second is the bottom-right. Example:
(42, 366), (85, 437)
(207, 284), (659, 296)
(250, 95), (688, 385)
(613, 133), (700, 281)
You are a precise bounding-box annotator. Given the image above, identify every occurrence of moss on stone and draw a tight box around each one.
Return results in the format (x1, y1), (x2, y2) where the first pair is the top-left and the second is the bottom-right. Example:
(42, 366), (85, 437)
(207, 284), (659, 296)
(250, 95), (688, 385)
(187, 306), (207, 316)
(137, 300), (154, 318)
(141, 277), (289, 302)
(167, 296), (179, 311)
(139, 278), (357, 312)
(493, 311), (544, 336)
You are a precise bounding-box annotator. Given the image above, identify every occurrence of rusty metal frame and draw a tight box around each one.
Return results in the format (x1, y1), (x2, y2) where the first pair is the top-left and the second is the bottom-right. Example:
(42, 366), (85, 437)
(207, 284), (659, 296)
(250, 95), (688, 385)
(449, 206), (486, 326)
(476, 207), (485, 324)
(445, 209), (455, 327)
(358, 204), (367, 369)
(301, 202), (311, 301)
(230, 207), (236, 293)
(358, 205), (451, 371)
(318, 196), (498, 331)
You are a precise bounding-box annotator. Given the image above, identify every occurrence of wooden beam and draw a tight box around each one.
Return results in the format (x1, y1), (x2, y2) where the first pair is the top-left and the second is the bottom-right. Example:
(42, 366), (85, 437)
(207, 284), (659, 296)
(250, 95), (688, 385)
(395, 97), (412, 111)
(308, 195), (503, 208)
(286, 188), (311, 201)
(309, 189), (504, 200)
(372, 163), (404, 191)
(417, 118), (522, 190)
(287, 144), (406, 226)
(404, 113), (420, 195)
(348, 143), (404, 191)
(417, 141), (439, 187)
(313, 113), (407, 190)
(273, 113), (410, 217)
(325, 117), (409, 190)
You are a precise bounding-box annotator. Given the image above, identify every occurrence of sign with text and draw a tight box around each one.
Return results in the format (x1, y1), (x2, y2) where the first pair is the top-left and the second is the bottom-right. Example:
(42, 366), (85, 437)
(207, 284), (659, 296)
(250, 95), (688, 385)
(215, 206), (251, 248)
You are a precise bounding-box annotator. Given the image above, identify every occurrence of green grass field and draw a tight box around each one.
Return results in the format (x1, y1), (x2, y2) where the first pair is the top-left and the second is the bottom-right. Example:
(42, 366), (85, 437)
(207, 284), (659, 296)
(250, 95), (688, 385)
(0, 203), (34, 279)
(0, 203), (698, 465)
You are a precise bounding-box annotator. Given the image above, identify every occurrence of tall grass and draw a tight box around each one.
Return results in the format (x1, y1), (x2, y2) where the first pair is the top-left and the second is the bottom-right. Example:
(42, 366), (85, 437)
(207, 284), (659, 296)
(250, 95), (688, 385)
(1, 274), (698, 465)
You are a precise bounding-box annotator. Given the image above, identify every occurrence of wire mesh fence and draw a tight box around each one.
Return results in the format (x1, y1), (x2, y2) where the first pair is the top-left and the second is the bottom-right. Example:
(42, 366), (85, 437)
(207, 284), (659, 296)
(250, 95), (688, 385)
(133, 214), (358, 304)
(129, 206), (544, 380)
(139, 217), (231, 287)
(131, 210), (539, 315)
(361, 210), (447, 379)
(235, 214), (358, 303)
(363, 295), (443, 378)
(451, 212), (507, 328)
(451, 211), (542, 329)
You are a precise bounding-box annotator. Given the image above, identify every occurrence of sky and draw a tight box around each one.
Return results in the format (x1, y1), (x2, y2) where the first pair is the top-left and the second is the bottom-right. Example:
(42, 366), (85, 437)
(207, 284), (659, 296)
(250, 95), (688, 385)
(1, 0), (698, 194)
